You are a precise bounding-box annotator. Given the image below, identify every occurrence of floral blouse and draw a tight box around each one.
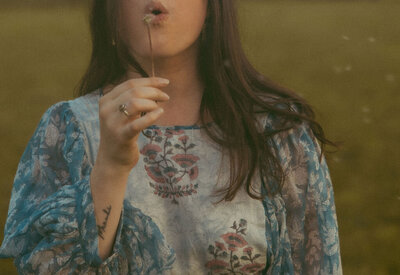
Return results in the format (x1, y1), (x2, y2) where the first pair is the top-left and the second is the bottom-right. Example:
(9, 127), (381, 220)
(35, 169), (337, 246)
(0, 89), (342, 274)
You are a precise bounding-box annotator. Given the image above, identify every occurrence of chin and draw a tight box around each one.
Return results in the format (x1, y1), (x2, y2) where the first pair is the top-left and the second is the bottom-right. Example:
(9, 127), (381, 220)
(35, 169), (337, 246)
(130, 39), (195, 61)
(148, 47), (188, 59)
(156, 49), (184, 58)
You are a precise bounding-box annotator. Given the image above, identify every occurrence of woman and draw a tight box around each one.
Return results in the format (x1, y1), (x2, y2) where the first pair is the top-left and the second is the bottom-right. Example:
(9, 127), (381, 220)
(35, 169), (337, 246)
(0, 0), (342, 274)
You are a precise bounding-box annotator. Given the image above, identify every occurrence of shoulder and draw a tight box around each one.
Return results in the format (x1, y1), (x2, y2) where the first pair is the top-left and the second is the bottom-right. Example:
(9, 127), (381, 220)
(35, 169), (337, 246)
(254, 93), (303, 135)
(67, 89), (101, 124)
(253, 94), (319, 156)
(29, 89), (101, 151)
(39, 89), (101, 128)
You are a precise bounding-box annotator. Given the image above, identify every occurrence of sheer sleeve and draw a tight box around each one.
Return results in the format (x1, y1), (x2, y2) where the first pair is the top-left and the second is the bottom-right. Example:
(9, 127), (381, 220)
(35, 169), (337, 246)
(0, 102), (175, 274)
(269, 118), (343, 274)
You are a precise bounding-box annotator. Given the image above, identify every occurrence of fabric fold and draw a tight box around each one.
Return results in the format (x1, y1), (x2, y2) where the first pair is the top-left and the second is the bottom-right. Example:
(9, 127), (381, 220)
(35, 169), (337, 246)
(261, 108), (342, 274)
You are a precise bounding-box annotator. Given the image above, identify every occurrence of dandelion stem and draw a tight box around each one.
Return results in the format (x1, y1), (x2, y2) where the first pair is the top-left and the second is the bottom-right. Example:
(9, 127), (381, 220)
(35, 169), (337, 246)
(141, 14), (157, 123)
(144, 15), (155, 77)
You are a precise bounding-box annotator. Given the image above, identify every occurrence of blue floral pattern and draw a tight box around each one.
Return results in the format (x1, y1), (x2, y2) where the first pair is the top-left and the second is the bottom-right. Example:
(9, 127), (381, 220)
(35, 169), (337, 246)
(0, 91), (342, 274)
(0, 102), (175, 274)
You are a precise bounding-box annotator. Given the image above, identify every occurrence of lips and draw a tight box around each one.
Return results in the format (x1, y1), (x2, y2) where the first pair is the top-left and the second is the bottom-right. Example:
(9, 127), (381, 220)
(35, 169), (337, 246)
(144, 2), (169, 25)
(145, 1), (169, 16)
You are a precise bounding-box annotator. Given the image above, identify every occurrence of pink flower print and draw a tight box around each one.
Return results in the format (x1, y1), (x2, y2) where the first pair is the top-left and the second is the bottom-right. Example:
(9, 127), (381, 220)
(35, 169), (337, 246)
(215, 241), (227, 251)
(205, 259), (229, 273)
(154, 129), (162, 136)
(220, 232), (248, 249)
(178, 135), (189, 144)
(163, 166), (179, 179)
(205, 218), (265, 274)
(171, 154), (200, 168)
(240, 262), (265, 273)
(145, 165), (166, 183)
(228, 245), (238, 252)
(164, 129), (185, 138)
(140, 144), (162, 160)
(188, 166), (199, 180)
(243, 246), (253, 255)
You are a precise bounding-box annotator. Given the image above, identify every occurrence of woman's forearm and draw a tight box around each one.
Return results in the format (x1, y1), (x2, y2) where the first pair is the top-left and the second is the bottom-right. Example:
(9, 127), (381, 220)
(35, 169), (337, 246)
(90, 157), (131, 261)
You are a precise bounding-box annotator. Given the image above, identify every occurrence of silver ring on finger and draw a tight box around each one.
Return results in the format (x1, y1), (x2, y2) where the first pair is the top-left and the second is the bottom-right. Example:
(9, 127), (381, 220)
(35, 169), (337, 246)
(118, 103), (130, 117)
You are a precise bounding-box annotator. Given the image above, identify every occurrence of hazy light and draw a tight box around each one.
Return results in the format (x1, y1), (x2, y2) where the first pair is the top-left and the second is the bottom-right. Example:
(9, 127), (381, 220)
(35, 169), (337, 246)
(363, 118), (371, 124)
(361, 106), (370, 113)
(385, 74), (395, 82)
(341, 35), (350, 40)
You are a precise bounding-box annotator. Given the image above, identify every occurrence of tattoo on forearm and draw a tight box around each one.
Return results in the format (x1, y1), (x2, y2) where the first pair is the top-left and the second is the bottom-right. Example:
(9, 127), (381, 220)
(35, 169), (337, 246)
(97, 205), (112, 240)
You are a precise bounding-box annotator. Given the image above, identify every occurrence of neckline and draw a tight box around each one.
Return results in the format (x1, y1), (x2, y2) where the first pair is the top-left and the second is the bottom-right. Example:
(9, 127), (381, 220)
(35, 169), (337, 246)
(98, 87), (214, 130)
(146, 122), (213, 130)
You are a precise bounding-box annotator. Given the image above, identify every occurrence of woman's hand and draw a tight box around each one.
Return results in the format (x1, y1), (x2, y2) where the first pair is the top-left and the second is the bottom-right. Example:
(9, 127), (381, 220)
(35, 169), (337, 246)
(96, 77), (170, 174)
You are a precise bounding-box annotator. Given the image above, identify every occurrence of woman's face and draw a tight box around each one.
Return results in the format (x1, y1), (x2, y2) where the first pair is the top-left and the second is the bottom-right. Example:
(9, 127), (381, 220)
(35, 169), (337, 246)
(118, 0), (209, 61)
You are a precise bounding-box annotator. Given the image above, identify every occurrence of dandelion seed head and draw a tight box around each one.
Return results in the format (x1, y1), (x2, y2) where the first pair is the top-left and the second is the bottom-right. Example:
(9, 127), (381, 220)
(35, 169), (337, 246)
(368, 37), (376, 43)
(333, 157), (341, 163)
(363, 117), (371, 124)
(341, 35), (350, 40)
(385, 74), (395, 82)
(333, 66), (343, 74)
(345, 64), (352, 71)
(223, 59), (231, 68)
(361, 106), (370, 113)
(256, 74), (265, 81)
(143, 14), (154, 24)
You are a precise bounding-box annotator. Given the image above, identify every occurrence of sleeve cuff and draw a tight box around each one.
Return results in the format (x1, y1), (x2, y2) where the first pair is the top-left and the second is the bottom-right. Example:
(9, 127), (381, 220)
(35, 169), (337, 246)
(77, 168), (125, 267)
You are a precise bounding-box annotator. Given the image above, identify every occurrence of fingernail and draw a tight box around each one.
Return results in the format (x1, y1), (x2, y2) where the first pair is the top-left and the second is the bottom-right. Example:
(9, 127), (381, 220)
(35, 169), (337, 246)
(159, 78), (170, 84)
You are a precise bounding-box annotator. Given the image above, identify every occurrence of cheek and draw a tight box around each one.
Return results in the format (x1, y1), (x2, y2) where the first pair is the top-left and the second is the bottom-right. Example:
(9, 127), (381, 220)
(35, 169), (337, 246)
(119, 9), (142, 42)
(175, 1), (208, 40)
(118, 0), (150, 45)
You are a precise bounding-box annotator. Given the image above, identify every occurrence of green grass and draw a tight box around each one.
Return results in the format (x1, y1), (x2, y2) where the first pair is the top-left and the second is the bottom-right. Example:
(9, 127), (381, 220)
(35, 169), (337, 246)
(1, 1), (399, 274)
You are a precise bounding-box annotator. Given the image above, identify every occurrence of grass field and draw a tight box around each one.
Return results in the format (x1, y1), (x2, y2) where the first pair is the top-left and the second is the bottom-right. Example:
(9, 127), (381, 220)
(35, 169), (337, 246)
(1, 1), (399, 274)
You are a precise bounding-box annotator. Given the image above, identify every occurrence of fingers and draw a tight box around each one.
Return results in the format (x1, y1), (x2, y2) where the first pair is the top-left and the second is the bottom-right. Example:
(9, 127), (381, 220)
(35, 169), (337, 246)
(99, 76), (170, 144)
(100, 86), (169, 121)
(109, 98), (161, 125)
(104, 77), (170, 100)
(117, 86), (170, 103)
(121, 107), (165, 139)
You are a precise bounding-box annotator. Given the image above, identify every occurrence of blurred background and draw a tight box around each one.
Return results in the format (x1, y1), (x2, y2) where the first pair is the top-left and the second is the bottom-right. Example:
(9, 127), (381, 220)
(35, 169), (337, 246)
(0, 0), (399, 274)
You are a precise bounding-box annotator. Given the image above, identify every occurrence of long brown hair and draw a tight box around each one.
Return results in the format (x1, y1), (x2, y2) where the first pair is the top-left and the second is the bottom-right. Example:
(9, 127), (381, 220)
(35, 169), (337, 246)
(75, 0), (339, 202)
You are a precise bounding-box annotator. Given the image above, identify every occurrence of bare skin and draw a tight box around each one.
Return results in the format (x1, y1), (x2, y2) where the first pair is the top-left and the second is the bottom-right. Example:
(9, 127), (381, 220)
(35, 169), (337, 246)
(90, 0), (209, 260)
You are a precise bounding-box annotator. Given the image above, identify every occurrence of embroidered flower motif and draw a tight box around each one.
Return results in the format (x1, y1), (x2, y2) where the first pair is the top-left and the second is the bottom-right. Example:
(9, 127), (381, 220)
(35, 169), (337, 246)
(163, 166), (179, 179)
(144, 165), (166, 183)
(171, 154), (200, 168)
(141, 129), (199, 204)
(178, 135), (189, 144)
(220, 233), (248, 250)
(188, 166), (199, 180)
(215, 241), (227, 251)
(164, 129), (184, 138)
(205, 218), (265, 274)
(243, 247), (253, 254)
(140, 144), (162, 160)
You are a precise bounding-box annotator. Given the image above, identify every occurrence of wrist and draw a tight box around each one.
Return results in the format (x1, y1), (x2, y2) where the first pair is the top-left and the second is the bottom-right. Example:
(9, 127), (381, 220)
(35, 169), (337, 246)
(95, 151), (135, 174)
(92, 156), (132, 185)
